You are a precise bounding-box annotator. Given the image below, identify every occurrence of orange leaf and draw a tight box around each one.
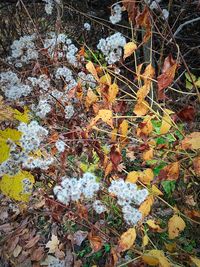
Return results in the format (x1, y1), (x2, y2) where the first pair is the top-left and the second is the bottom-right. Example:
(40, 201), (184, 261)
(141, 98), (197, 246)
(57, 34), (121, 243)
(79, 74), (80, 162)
(158, 161), (180, 181)
(139, 168), (154, 185)
(85, 88), (98, 110)
(139, 195), (154, 218)
(119, 119), (129, 143)
(133, 100), (150, 116)
(86, 61), (99, 82)
(136, 6), (151, 43)
(160, 109), (174, 135)
(88, 232), (103, 252)
(168, 215), (186, 239)
(108, 83), (119, 103)
(123, 0), (137, 23)
(193, 156), (200, 176)
(88, 109), (113, 129)
(136, 116), (153, 137)
(118, 228), (136, 252)
(123, 42), (137, 59)
(143, 148), (154, 161)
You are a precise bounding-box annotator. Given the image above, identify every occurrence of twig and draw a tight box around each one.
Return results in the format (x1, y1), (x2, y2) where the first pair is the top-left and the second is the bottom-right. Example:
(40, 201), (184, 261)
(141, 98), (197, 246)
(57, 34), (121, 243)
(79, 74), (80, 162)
(172, 17), (200, 39)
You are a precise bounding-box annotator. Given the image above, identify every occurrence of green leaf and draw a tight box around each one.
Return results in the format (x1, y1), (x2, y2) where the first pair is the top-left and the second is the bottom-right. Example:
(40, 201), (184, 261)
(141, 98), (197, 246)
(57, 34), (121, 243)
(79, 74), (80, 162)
(153, 162), (167, 176)
(162, 181), (176, 196)
(185, 72), (196, 83)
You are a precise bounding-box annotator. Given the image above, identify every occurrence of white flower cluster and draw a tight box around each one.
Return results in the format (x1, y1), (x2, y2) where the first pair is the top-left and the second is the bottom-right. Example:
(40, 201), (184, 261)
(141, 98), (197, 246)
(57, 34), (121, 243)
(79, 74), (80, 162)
(28, 74), (50, 92)
(53, 172), (100, 205)
(0, 71), (32, 100)
(92, 200), (107, 214)
(64, 105), (74, 119)
(146, 0), (169, 19)
(78, 71), (96, 89)
(83, 23), (91, 31)
(55, 140), (65, 152)
(110, 4), (122, 24)
(55, 67), (77, 91)
(44, 33), (78, 66)
(22, 156), (54, 170)
(7, 34), (38, 66)
(43, 0), (54, 15)
(97, 32), (126, 64)
(18, 121), (48, 153)
(108, 179), (148, 225)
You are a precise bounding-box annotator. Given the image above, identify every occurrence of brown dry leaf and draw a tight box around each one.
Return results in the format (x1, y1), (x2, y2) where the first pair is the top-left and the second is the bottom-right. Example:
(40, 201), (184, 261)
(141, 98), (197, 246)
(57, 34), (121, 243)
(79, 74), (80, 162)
(0, 96), (14, 121)
(99, 73), (112, 85)
(88, 232), (103, 252)
(108, 83), (119, 103)
(123, 42), (137, 59)
(24, 235), (40, 249)
(46, 234), (60, 254)
(157, 55), (178, 100)
(160, 109), (174, 135)
(126, 171), (139, 183)
(190, 256), (200, 267)
(31, 247), (45, 261)
(142, 249), (171, 267)
(136, 115), (153, 137)
(185, 195), (196, 206)
(168, 215), (186, 239)
(146, 219), (163, 232)
(136, 6), (151, 43)
(193, 156), (200, 176)
(139, 195), (154, 218)
(85, 88), (98, 110)
(118, 228), (136, 252)
(143, 148), (154, 161)
(123, 0), (137, 23)
(86, 61), (99, 82)
(133, 100), (150, 116)
(181, 132), (200, 150)
(159, 162), (180, 181)
(73, 230), (88, 246)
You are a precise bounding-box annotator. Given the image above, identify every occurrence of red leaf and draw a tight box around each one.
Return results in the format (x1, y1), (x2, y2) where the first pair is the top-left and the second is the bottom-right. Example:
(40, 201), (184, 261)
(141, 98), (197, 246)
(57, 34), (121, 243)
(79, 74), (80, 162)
(123, 0), (138, 23)
(177, 106), (195, 122)
(110, 145), (122, 170)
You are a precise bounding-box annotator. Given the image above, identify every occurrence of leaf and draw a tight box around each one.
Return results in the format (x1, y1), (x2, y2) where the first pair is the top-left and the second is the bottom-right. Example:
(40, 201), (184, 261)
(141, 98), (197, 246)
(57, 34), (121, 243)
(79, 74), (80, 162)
(88, 109), (113, 129)
(46, 234), (60, 254)
(142, 249), (171, 267)
(0, 140), (10, 164)
(151, 185), (163, 196)
(164, 242), (176, 252)
(86, 61), (99, 82)
(181, 132), (200, 150)
(133, 100), (150, 116)
(123, 0), (137, 23)
(0, 96), (14, 121)
(139, 195), (154, 218)
(126, 171), (139, 183)
(85, 88), (98, 110)
(193, 156), (200, 176)
(139, 168), (154, 185)
(136, 6), (151, 43)
(118, 228), (136, 252)
(0, 128), (21, 142)
(143, 148), (154, 161)
(13, 245), (22, 258)
(100, 73), (112, 85)
(0, 170), (35, 202)
(160, 109), (174, 134)
(88, 232), (103, 252)
(119, 120), (129, 142)
(108, 83), (119, 103)
(13, 106), (31, 123)
(24, 235), (40, 249)
(146, 220), (163, 232)
(157, 55), (178, 100)
(168, 215), (186, 239)
(142, 234), (149, 247)
(110, 145), (122, 169)
(158, 162), (180, 181)
(190, 256), (200, 267)
(177, 106), (195, 123)
(123, 42), (137, 59)
(136, 115), (153, 137)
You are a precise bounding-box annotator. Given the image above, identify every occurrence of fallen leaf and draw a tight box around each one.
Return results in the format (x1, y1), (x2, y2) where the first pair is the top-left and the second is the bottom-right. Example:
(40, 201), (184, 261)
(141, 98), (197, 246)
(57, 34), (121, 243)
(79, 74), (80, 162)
(88, 109), (113, 129)
(190, 256), (200, 267)
(123, 0), (137, 23)
(146, 219), (163, 232)
(86, 61), (99, 82)
(139, 195), (154, 218)
(31, 247), (45, 261)
(119, 119), (129, 143)
(193, 156), (200, 176)
(136, 115), (153, 137)
(160, 109), (174, 135)
(88, 232), (103, 252)
(24, 235), (40, 249)
(73, 230), (88, 246)
(118, 228), (136, 252)
(158, 162), (180, 181)
(108, 83), (119, 103)
(142, 249), (171, 267)
(99, 73), (112, 85)
(185, 195), (196, 206)
(168, 215), (186, 239)
(85, 88), (98, 110)
(0, 96), (14, 121)
(136, 6), (151, 43)
(46, 234), (60, 254)
(143, 147), (154, 161)
(133, 100), (150, 116)
(142, 234), (149, 247)
(151, 185), (163, 196)
(13, 245), (22, 258)
(123, 41), (137, 59)
(110, 145), (122, 170)
(177, 106), (195, 123)
(139, 168), (154, 185)
(126, 171), (139, 183)
(181, 132), (200, 150)
(164, 242), (176, 252)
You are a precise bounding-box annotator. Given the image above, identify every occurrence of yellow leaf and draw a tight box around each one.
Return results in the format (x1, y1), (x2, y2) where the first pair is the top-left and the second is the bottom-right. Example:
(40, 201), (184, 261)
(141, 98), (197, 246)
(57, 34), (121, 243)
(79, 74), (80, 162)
(86, 61), (99, 82)
(133, 100), (150, 116)
(126, 171), (139, 183)
(99, 73), (112, 85)
(142, 250), (171, 267)
(181, 132), (200, 150)
(118, 228), (136, 252)
(85, 88), (98, 110)
(139, 195), (154, 218)
(88, 109), (113, 129)
(0, 170), (35, 202)
(108, 83), (119, 103)
(110, 128), (118, 142)
(13, 106), (31, 123)
(143, 148), (154, 161)
(146, 219), (163, 232)
(139, 168), (154, 185)
(0, 96), (14, 121)
(123, 41), (137, 59)
(164, 242), (176, 252)
(151, 185), (163, 196)
(136, 115), (153, 137)
(119, 120), (129, 141)
(160, 109), (174, 135)
(142, 234), (149, 247)
(0, 140), (10, 164)
(46, 234), (60, 254)
(190, 256), (200, 267)
(0, 128), (21, 142)
(168, 215), (186, 239)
